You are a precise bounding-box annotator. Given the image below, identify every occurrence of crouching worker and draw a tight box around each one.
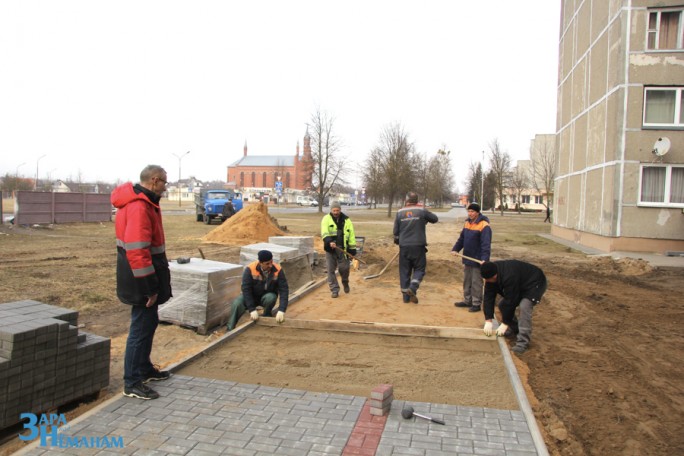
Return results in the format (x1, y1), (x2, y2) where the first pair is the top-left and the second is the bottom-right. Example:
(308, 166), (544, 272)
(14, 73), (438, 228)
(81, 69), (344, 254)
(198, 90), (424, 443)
(480, 260), (547, 354)
(227, 250), (289, 331)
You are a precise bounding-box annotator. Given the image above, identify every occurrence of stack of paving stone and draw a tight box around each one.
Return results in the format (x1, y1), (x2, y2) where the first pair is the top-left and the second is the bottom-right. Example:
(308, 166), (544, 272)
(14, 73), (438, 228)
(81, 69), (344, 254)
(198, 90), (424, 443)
(240, 241), (314, 292)
(239, 242), (301, 265)
(159, 258), (243, 334)
(268, 236), (315, 265)
(370, 384), (393, 416)
(0, 300), (110, 430)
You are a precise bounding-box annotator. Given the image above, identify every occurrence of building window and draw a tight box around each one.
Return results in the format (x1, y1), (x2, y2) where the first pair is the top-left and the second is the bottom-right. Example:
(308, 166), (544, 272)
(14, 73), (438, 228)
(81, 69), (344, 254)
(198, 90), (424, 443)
(639, 165), (684, 206)
(534, 195), (542, 204)
(262, 172), (267, 187)
(647, 9), (683, 50)
(522, 195), (530, 204)
(643, 87), (684, 128)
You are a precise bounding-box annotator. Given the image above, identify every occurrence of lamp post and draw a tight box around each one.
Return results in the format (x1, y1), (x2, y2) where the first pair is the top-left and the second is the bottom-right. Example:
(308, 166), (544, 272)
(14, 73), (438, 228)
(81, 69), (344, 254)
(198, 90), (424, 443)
(172, 151), (190, 207)
(35, 154), (46, 191)
(480, 151), (485, 207)
(14, 162), (26, 198)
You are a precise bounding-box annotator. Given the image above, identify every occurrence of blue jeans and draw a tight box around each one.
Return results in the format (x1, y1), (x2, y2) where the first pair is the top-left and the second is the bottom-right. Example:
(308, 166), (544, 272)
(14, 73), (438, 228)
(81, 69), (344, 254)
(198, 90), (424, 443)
(123, 305), (159, 387)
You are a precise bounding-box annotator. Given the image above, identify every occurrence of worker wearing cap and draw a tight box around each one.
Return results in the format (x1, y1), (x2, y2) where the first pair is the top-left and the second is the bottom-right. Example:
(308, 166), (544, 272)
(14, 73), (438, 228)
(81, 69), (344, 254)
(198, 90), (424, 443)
(480, 260), (547, 354)
(451, 202), (492, 313)
(227, 250), (289, 331)
(321, 201), (357, 298)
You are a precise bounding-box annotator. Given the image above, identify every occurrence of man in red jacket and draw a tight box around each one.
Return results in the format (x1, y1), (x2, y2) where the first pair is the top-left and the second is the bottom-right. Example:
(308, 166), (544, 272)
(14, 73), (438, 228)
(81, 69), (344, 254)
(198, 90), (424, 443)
(112, 165), (172, 400)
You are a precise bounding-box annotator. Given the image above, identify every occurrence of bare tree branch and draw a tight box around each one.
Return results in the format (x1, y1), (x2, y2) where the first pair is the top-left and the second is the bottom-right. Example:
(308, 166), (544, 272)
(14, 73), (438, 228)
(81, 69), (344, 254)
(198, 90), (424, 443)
(488, 138), (512, 216)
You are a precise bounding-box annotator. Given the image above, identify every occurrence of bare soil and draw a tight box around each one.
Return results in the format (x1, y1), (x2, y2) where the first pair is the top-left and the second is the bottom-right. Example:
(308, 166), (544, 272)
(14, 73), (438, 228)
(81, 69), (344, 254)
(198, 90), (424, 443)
(1, 203), (683, 456)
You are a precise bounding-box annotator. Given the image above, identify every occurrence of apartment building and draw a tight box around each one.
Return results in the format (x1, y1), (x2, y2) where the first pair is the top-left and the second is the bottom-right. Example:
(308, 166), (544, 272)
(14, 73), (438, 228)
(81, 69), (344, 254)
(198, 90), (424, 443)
(553, 1), (684, 252)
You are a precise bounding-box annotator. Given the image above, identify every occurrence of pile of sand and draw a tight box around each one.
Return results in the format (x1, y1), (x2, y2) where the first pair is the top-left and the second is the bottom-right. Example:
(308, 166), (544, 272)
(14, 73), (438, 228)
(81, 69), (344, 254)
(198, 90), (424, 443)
(201, 202), (285, 246)
(589, 256), (654, 275)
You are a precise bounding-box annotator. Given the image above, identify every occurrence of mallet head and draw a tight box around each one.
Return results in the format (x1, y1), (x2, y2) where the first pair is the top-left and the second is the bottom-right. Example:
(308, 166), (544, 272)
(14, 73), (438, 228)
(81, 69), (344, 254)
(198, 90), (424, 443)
(401, 406), (414, 419)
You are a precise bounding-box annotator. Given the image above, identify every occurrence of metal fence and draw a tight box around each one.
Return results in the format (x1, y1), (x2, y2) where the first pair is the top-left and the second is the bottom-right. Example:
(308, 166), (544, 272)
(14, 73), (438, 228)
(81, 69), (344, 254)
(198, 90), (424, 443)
(13, 191), (112, 225)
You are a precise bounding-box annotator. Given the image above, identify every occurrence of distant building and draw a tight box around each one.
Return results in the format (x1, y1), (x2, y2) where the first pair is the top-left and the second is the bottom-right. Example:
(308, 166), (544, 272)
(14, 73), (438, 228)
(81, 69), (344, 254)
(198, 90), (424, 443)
(554, 1), (684, 253)
(498, 134), (554, 212)
(226, 132), (314, 197)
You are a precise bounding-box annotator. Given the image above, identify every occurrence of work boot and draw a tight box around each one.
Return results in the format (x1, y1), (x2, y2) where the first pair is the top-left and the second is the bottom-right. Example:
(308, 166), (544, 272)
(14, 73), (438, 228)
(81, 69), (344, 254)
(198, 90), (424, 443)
(454, 301), (469, 308)
(332, 291), (339, 298)
(511, 344), (527, 355)
(343, 282), (350, 294)
(403, 288), (418, 304)
(402, 293), (410, 303)
(503, 327), (517, 339)
(468, 305), (481, 313)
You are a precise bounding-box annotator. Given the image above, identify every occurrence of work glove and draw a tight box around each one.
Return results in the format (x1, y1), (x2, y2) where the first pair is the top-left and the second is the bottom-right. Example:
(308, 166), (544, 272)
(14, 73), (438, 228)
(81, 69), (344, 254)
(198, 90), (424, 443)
(496, 323), (509, 337)
(393, 236), (399, 245)
(483, 321), (493, 336)
(250, 310), (259, 322)
(347, 248), (357, 256)
(276, 311), (285, 324)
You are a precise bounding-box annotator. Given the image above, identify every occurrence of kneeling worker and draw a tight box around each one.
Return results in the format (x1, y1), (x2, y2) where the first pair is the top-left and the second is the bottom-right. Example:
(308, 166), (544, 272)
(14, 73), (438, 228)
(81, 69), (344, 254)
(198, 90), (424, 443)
(480, 260), (547, 354)
(227, 250), (289, 331)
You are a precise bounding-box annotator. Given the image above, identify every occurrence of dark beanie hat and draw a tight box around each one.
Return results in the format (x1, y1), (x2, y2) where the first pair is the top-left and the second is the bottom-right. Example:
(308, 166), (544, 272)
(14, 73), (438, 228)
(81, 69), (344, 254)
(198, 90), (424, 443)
(257, 250), (273, 262)
(480, 261), (498, 279)
(467, 203), (481, 213)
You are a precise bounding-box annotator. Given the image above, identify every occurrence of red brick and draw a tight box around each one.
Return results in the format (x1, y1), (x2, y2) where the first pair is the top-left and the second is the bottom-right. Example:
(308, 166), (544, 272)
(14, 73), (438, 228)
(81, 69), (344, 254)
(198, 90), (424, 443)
(370, 384), (393, 400)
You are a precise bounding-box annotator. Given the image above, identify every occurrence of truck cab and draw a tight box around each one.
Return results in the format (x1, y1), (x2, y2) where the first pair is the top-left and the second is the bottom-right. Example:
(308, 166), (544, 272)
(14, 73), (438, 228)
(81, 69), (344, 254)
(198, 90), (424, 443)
(195, 190), (243, 224)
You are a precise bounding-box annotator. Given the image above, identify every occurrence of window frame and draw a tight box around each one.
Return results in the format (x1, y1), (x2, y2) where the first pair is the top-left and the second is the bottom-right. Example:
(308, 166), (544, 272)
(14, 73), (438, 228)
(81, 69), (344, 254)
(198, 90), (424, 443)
(642, 87), (684, 129)
(638, 164), (684, 208)
(646, 8), (684, 51)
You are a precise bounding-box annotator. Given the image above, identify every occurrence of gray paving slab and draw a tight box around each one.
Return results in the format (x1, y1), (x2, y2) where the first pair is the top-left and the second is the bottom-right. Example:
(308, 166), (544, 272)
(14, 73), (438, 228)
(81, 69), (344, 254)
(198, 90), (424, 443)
(538, 233), (684, 268)
(16, 375), (544, 455)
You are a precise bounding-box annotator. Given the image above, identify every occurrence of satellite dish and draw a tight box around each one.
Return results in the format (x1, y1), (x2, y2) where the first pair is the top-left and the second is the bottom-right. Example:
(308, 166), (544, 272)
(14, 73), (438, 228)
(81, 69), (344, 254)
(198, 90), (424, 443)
(653, 137), (671, 157)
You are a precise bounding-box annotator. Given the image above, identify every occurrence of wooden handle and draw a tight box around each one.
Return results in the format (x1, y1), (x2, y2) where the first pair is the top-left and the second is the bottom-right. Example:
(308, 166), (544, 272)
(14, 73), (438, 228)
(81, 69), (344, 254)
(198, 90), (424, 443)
(453, 251), (484, 265)
(335, 246), (367, 264)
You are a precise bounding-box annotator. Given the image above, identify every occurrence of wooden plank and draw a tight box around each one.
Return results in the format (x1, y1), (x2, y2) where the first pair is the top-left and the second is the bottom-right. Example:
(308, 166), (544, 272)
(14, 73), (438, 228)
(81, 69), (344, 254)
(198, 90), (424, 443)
(256, 318), (491, 340)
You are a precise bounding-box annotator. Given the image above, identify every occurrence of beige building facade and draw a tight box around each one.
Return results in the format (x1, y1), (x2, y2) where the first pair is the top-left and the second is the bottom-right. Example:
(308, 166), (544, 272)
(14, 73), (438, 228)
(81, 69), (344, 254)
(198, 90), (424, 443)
(554, 0), (684, 253)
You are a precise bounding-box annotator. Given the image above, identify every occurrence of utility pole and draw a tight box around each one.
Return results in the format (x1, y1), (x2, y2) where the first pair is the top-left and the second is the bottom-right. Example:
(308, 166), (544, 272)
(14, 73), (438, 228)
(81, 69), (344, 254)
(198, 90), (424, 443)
(35, 154), (46, 191)
(172, 151), (190, 207)
(480, 151), (485, 206)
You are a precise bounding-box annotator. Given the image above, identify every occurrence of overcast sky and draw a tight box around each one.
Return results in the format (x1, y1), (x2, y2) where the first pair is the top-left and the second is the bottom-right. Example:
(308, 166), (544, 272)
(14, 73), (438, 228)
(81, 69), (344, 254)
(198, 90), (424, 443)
(0, 1), (561, 192)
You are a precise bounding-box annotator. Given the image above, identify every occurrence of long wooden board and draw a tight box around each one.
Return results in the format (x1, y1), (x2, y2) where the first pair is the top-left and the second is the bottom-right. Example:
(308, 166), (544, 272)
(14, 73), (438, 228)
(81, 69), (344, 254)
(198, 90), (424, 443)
(257, 317), (491, 340)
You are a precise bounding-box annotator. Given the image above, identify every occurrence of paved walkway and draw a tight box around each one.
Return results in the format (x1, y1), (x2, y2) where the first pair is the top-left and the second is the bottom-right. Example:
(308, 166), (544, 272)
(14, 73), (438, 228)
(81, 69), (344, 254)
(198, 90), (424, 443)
(537, 233), (684, 268)
(21, 375), (539, 455)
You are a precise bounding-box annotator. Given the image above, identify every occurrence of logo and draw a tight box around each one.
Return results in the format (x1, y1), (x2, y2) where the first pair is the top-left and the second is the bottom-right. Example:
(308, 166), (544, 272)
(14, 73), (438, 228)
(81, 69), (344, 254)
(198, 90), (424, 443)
(19, 413), (124, 449)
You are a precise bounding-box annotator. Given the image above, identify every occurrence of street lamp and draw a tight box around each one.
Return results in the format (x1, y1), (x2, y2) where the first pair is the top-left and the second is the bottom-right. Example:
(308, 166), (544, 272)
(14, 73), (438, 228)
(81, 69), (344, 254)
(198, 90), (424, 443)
(14, 162), (26, 198)
(35, 154), (46, 191)
(480, 151), (485, 207)
(171, 151), (190, 207)
(16, 162), (26, 177)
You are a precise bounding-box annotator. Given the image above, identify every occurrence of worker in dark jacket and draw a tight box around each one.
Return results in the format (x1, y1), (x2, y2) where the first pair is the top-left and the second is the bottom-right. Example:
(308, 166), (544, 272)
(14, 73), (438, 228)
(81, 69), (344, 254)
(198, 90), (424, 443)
(480, 260), (547, 354)
(452, 203), (492, 312)
(227, 250), (289, 331)
(112, 164), (172, 400)
(393, 192), (439, 303)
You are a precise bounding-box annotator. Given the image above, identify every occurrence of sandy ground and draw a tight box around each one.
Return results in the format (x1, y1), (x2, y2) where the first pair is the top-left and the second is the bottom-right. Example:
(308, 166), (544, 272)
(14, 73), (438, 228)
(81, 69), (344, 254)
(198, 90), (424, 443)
(1, 209), (683, 455)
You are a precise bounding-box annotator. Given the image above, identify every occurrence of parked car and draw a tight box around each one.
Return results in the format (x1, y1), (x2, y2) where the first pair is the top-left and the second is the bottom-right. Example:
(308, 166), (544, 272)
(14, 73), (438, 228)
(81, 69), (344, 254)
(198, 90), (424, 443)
(296, 196), (318, 206)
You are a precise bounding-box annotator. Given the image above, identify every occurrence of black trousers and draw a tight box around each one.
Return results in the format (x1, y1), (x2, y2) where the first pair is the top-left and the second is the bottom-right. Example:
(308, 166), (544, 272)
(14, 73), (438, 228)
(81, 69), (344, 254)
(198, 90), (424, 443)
(398, 245), (427, 292)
